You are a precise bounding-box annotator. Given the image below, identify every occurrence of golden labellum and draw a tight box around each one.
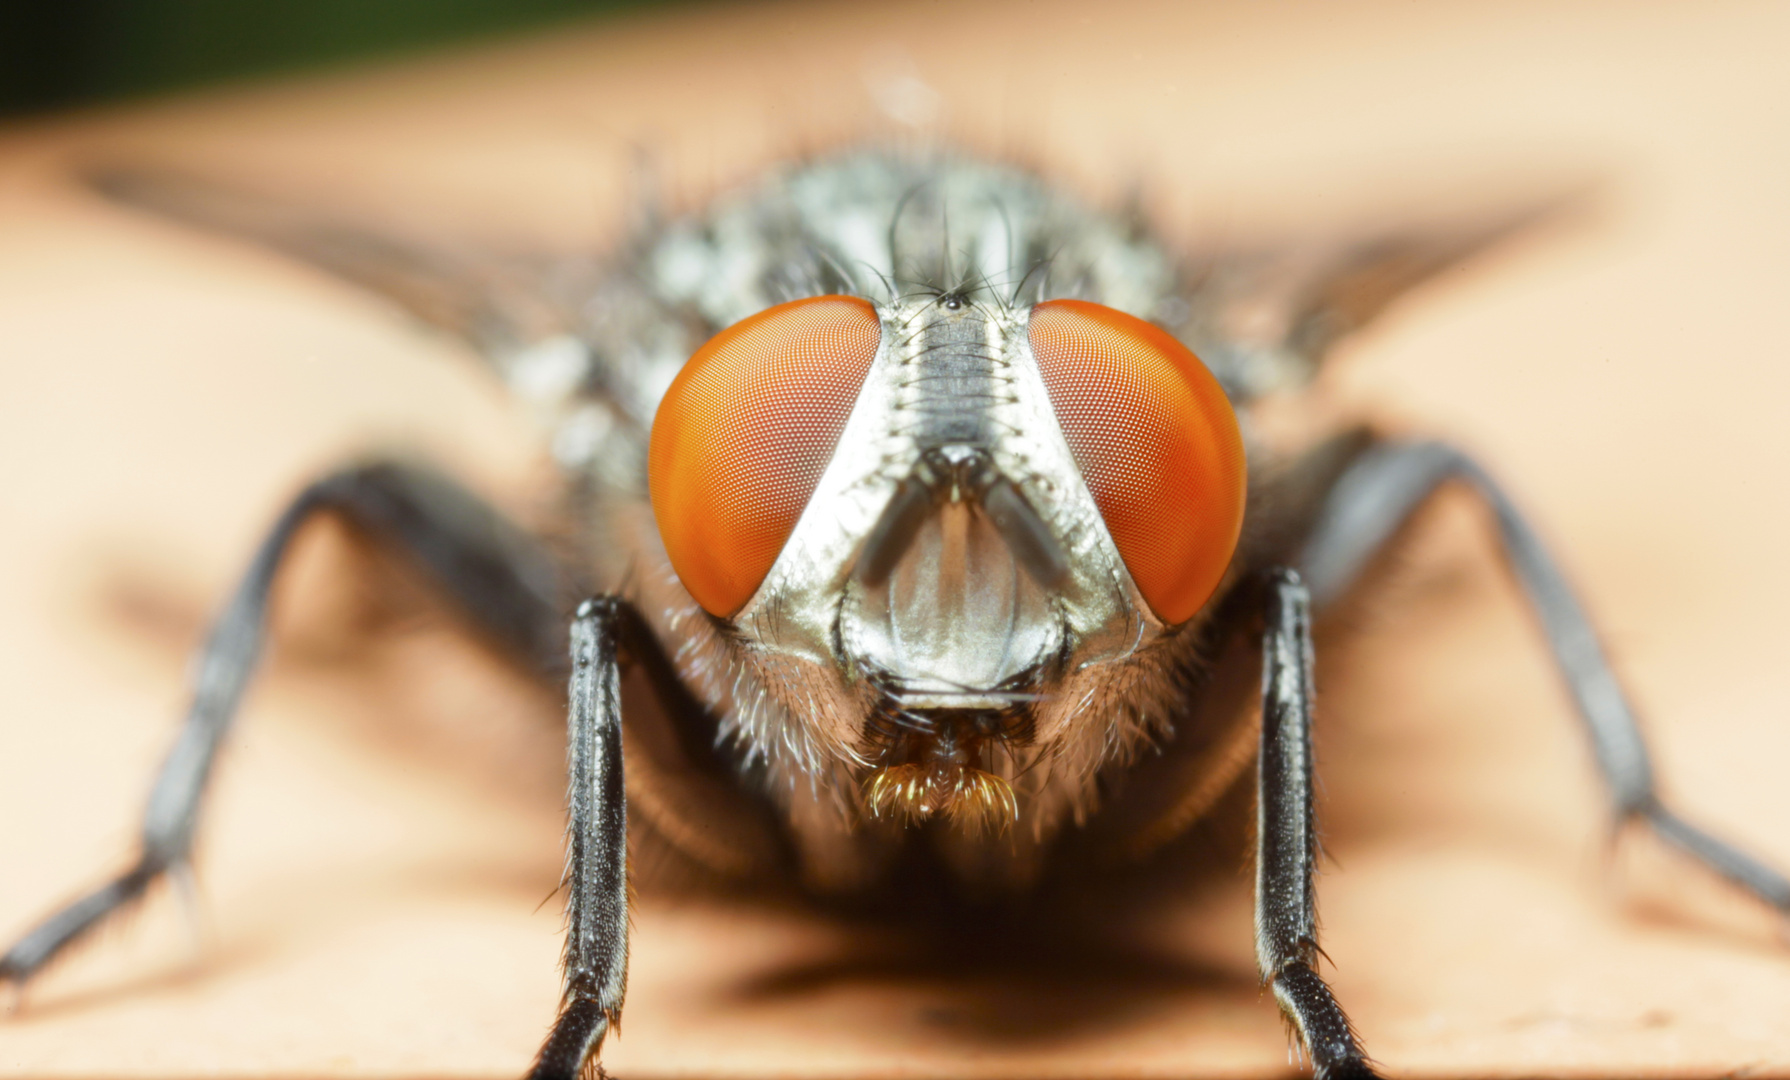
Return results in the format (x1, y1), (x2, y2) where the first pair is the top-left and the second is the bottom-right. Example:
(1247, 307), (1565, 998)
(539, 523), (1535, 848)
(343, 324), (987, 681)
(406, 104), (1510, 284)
(864, 763), (1018, 836)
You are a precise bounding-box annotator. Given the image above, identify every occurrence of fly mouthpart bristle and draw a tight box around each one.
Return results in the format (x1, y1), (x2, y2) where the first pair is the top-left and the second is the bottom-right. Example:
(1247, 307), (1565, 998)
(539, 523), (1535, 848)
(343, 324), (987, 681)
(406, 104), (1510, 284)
(864, 763), (931, 824)
(946, 768), (1019, 836)
(863, 764), (1017, 835)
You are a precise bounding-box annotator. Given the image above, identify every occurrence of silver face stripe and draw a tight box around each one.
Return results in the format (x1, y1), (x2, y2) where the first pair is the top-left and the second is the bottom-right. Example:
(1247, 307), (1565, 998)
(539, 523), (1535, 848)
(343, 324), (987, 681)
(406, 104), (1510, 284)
(735, 290), (1162, 715)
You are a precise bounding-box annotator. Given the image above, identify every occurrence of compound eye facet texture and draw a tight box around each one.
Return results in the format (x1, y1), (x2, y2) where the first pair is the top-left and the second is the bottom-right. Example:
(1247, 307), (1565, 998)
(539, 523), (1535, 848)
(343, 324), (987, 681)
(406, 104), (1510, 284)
(649, 295), (882, 617)
(1028, 299), (1246, 624)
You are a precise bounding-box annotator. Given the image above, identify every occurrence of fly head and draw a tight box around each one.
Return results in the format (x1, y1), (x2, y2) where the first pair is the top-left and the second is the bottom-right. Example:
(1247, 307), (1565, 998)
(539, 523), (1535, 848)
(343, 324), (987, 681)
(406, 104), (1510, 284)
(642, 157), (1247, 843)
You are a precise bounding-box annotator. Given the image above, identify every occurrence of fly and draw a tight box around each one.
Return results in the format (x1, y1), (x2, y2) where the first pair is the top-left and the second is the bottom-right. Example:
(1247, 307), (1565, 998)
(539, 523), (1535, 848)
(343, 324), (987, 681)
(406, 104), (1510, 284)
(3, 151), (1787, 1080)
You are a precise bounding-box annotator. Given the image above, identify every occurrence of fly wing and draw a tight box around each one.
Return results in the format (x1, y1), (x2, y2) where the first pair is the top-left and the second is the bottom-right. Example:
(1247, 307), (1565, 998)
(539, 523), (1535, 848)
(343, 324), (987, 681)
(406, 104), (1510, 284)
(85, 164), (596, 373)
(1177, 192), (1584, 400)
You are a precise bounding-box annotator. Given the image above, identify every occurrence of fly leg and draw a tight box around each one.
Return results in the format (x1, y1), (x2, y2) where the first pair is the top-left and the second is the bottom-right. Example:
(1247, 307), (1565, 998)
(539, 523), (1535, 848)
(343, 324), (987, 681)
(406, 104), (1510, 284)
(1257, 568), (1379, 1080)
(0, 462), (569, 990)
(1299, 439), (1790, 913)
(529, 596), (634, 1080)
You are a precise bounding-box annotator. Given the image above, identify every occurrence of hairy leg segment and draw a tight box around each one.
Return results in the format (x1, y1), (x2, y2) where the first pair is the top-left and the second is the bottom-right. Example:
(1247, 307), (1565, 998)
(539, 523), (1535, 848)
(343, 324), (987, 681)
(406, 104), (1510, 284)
(1256, 568), (1377, 1079)
(529, 596), (634, 1080)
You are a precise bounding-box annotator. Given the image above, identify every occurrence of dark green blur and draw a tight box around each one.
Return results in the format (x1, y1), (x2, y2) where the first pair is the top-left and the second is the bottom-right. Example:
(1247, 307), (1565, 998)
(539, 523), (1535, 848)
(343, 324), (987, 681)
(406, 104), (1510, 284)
(0, 0), (658, 118)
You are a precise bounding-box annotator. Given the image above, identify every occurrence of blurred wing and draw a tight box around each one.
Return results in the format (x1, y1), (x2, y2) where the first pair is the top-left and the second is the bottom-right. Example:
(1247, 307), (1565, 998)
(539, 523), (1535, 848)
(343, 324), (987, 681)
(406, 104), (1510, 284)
(1179, 194), (1583, 399)
(86, 162), (1583, 424)
(86, 165), (594, 368)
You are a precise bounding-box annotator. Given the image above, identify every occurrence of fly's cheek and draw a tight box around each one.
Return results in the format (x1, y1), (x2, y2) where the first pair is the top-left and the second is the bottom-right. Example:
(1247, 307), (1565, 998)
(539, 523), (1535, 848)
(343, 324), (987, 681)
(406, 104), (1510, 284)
(648, 295), (882, 617)
(1028, 299), (1246, 625)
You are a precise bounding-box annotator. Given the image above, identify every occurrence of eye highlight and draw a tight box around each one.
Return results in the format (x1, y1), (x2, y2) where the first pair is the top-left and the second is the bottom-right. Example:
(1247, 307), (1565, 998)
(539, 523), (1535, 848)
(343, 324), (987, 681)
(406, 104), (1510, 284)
(649, 295), (882, 617)
(1028, 299), (1246, 624)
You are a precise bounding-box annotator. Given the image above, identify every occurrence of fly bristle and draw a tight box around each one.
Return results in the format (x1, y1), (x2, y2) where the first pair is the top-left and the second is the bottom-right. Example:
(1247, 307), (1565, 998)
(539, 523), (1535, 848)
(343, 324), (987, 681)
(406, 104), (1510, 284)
(863, 763), (1017, 836)
(947, 768), (1019, 836)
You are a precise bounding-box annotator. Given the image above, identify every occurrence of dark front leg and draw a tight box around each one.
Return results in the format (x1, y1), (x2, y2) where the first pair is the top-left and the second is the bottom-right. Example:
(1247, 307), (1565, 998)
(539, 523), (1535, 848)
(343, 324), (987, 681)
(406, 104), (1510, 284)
(1257, 569), (1379, 1079)
(530, 597), (633, 1080)
(1, 462), (568, 989)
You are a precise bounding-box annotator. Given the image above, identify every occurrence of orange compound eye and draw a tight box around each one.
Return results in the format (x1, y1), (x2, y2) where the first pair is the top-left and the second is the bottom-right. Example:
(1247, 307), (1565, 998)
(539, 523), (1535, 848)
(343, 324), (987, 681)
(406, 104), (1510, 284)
(649, 296), (882, 617)
(1028, 299), (1246, 624)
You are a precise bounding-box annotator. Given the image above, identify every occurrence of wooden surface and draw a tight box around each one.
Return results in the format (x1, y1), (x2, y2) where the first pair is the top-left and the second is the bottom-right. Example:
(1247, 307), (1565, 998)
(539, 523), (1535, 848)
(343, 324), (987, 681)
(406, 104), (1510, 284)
(3, 0), (1789, 1075)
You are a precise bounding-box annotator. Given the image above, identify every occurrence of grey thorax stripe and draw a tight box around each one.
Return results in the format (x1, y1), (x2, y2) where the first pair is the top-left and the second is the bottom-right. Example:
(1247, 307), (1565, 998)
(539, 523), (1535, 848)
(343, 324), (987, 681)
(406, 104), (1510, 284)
(903, 304), (1009, 449)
